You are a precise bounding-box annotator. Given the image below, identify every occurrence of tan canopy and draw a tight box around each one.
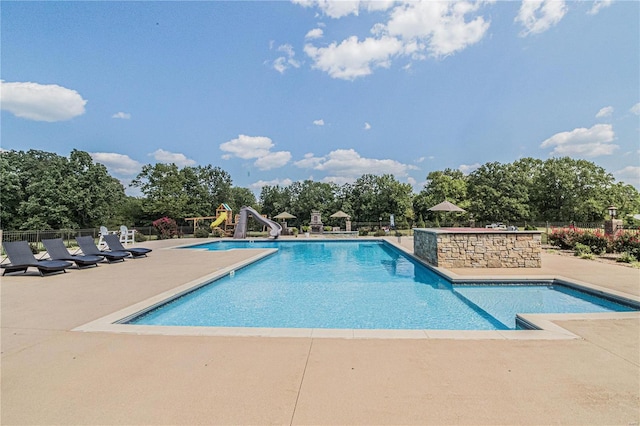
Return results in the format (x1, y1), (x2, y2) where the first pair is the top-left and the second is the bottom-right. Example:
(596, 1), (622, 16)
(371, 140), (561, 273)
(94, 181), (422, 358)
(428, 200), (465, 212)
(273, 212), (296, 219)
(330, 210), (351, 219)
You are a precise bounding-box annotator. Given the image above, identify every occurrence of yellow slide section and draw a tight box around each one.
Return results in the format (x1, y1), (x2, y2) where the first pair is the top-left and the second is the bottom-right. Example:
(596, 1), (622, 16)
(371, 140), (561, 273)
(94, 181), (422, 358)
(210, 211), (227, 229)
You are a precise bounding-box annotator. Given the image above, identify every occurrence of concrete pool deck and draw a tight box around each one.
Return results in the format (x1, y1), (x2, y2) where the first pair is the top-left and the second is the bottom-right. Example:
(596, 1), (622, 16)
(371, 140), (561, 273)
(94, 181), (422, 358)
(2, 236), (639, 424)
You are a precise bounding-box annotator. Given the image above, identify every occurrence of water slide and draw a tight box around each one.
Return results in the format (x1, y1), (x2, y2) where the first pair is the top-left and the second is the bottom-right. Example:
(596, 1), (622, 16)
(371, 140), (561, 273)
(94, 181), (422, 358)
(210, 211), (227, 229)
(233, 206), (282, 239)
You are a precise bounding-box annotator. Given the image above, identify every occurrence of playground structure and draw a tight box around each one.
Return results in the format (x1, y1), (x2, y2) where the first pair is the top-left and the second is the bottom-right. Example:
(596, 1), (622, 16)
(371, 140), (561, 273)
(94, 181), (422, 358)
(185, 204), (236, 237)
(234, 206), (281, 239)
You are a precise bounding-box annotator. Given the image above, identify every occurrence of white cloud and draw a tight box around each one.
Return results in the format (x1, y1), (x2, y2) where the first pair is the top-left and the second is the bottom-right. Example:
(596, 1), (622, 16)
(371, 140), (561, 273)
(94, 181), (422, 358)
(615, 165), (640, 188)
(595, 106), (613, 118)
(540, 123), (618, 157)
(220, 134), (290, 170)
(90, 152), (142, 176)
(292, 0), (361, 18)
(407, 176), (417, 186)
(313, 119), (325, 126)
(304, 35), (403, 80)
(112, 112), (131, 119)
(630, 103), (640, 115)
(250, 178), (293, 190)
(385, 1), (491, 58)
(459, 163), (481, 174)
(272, 43), (301, 74)
(588, 0), (613, 15)
(0, 81), (87, 122)
(295, 152), (325, 169)
(305, 28), (324, 39)
(149, 149), (196, 167)
(293, 0), (397, 18)
(300, 1), (492, 80)
(294, 148), (417, 177)
(364, 122), (371, 130)
(254, 151), (292, 170)
(321, 176), (356, 185)
(220, 135), (274, 159)
(515, 0), (567, 36)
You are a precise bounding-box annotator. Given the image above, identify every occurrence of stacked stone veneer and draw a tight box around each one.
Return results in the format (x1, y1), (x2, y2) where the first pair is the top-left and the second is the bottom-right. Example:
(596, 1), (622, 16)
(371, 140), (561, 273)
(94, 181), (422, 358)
(414, 228), (542, 268)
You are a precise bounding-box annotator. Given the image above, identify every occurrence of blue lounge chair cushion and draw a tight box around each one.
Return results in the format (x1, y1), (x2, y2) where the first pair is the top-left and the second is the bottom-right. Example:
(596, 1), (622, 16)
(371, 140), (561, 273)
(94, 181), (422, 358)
(103, 234), (152, 258)
(42, 238), (103, 268)
(2, 241), (72, 276)
(76, 236), (130, 262)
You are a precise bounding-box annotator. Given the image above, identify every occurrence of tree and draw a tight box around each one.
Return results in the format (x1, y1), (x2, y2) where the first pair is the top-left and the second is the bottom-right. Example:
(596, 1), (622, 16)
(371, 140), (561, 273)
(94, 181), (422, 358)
(0, 149), (125, 230)
(413, 169), (467, 224)
(131, 163), (233, 222)
(259, 185), (291, 220)
(288, 180), (339, 225)
(66, 150), (125, 228)
(346, 174), (412, 226)
(467, 161), (532, 223)
(229, 186), (257, 213)
(531, 157), (614, 222)
(131, 163), (190, 220)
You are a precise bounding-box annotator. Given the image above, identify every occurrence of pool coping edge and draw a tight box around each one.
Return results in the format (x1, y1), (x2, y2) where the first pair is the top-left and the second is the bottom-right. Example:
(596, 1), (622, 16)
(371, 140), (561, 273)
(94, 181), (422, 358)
(72, 239), (640, 340)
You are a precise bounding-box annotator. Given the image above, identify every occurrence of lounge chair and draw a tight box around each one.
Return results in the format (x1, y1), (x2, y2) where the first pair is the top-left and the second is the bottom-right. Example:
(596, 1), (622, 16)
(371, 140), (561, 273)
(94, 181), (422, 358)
(1, 241), (72, 276)
(76, 236), (130, 263)
(103, 234), (151, 258)
(42, 238), (103, 269)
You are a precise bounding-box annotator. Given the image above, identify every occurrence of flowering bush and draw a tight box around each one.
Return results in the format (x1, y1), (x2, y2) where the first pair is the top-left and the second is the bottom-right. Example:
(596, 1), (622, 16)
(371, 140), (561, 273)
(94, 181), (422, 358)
(548, 227), (608, 254)
(612, 231), (640, 260)
(153, 217), (178, 239)
(548, 228), (580, 249)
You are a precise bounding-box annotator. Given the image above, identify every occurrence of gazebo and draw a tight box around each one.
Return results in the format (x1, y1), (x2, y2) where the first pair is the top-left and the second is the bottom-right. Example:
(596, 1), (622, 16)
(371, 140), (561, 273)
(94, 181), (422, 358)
(273, 212), (296, 232)
(330, 210), (352, 231)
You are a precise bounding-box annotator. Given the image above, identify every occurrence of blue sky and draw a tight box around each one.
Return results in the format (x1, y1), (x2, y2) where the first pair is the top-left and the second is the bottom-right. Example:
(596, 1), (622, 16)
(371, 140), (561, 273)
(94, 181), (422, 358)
(2, 0), (639, 196)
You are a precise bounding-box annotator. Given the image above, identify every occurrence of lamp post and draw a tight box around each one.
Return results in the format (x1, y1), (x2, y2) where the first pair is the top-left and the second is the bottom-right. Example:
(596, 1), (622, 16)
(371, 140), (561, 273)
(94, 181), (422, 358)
(605, 205), (620, 236)
(379, 217), (382, 230)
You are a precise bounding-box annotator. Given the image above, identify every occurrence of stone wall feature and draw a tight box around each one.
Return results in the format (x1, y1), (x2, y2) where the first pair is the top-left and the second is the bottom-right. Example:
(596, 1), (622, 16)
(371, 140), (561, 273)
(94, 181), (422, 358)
(414, 228), (542, 268)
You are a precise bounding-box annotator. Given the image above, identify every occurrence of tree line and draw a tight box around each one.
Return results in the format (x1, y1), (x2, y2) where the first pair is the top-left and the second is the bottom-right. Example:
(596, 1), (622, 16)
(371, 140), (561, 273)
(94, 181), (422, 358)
(2, 149), (639, 231)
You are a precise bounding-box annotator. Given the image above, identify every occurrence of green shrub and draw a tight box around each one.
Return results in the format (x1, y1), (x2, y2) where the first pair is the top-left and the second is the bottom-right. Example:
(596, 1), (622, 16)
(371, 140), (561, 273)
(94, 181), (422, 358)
(134, 233), (148, 242)
(211, 228), (225, 238)
(617, 252), (637, 263)
(29, 243), (39, 254)
(324, 226), (332, 232)
(194, 228), (210, 238)
(574, 242), (591, 257)
(374, 229), (386, 237)
(359, 227), (370, 236)
(524, 224), (537, 231)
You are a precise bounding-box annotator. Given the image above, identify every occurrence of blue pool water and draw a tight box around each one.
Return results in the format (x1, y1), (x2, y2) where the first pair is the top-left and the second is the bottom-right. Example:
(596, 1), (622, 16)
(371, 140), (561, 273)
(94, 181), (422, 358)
(129, 240), (636, 330)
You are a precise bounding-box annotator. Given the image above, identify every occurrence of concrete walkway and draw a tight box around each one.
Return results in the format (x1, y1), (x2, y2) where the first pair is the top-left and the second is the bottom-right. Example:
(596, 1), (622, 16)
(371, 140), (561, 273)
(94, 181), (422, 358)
(2, 237), (639, 424)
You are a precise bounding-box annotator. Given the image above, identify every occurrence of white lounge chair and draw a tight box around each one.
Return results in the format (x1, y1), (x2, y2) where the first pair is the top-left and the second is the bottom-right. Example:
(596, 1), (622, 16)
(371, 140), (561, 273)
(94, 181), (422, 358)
(119, 225), (136, 245)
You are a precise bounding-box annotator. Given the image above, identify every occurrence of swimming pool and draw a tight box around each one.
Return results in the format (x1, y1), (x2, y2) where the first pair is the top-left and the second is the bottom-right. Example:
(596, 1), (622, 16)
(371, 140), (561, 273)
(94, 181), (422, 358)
(126, 240), (637, 330)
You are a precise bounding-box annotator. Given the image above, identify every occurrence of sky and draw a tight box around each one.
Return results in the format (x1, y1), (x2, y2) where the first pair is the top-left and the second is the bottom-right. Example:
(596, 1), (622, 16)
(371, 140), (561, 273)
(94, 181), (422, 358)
(1, 0), (639, 197)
